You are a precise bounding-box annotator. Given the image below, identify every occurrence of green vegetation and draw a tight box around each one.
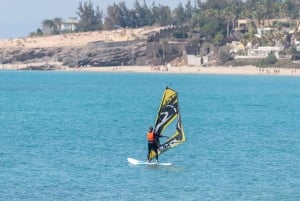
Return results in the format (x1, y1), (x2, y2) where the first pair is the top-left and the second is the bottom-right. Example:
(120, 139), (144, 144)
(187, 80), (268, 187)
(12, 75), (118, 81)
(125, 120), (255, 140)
(31, 0), (300, 67)
(257, 53), (278, 67)
(289, 47), (300, 60)
(219, 47), (234, 64)
(77, 1), (103, 32)
(34, 0), (300, 42)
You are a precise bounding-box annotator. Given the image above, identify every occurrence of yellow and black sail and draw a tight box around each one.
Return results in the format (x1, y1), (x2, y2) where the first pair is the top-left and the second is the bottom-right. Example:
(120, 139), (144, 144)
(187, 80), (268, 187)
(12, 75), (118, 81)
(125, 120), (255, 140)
(149, 87), (186, 161)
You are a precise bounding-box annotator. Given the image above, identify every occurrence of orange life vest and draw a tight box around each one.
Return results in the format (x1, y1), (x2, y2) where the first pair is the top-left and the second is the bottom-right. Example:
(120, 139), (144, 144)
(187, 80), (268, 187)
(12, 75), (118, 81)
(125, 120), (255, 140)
(147, 132), (155, 142)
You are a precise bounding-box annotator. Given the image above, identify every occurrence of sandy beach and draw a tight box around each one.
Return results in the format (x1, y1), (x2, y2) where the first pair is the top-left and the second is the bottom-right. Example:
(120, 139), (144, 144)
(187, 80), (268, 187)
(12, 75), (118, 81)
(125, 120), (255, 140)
(1, 63), (299, 76)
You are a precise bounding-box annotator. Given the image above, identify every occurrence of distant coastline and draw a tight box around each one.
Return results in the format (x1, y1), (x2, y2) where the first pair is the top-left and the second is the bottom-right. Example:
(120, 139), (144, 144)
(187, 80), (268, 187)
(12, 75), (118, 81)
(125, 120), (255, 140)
(1, 26), (299, 76)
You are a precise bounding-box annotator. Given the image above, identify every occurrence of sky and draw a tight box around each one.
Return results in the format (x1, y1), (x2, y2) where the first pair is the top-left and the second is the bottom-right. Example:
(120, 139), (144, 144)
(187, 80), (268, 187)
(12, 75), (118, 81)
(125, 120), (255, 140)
(0, 0), (187, 39)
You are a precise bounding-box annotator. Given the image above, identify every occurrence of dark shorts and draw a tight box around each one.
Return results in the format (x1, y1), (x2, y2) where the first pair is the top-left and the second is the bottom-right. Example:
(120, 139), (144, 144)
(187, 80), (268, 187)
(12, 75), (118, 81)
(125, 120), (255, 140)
(148, 141), (158, 160)
(148, 141), (157, 150)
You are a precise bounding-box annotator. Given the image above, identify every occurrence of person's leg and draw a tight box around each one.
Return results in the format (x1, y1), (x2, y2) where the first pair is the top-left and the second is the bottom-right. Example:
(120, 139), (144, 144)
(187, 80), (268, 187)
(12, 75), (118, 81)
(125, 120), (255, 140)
(155, 144), (159, 162)
(147, 143), (151, 161)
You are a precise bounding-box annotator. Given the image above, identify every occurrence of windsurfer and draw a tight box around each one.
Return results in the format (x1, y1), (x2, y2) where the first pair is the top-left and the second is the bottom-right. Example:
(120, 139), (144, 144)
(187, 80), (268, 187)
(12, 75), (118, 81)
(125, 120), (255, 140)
(147, 126), (159, 163)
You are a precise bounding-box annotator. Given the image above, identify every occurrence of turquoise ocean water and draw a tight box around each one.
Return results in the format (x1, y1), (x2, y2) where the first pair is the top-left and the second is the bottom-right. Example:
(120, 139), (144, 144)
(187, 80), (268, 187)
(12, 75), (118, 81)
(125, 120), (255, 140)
(0, 70), (299, 201)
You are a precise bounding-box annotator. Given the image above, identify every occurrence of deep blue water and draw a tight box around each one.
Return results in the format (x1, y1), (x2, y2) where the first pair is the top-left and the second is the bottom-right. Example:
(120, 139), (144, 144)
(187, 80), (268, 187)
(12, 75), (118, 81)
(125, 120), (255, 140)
(0, 70), (299, 201)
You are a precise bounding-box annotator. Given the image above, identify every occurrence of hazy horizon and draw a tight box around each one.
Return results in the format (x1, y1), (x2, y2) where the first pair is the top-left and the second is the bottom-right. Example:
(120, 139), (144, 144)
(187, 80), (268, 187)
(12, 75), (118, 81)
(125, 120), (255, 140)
(0, 0), (187, 39)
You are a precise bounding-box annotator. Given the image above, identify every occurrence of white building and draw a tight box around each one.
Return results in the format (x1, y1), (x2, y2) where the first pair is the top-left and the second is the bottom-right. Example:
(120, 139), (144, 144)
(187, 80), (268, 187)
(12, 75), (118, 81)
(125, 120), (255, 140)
(245, 46), (283, 59)
(60, 17), (79, 32)
(255, 28), (274, 38)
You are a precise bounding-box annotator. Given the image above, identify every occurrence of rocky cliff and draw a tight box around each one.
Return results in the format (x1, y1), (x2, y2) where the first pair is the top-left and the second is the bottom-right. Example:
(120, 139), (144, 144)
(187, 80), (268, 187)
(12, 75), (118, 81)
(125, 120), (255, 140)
(0, 40), (146, 68)
(0, 26), (183, 69)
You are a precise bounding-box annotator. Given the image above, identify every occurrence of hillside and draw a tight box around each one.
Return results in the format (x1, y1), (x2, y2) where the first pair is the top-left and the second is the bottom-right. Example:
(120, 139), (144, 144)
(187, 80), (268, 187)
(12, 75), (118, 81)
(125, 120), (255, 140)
(0, 27), (161, 48)
(0, 26), (166, 68)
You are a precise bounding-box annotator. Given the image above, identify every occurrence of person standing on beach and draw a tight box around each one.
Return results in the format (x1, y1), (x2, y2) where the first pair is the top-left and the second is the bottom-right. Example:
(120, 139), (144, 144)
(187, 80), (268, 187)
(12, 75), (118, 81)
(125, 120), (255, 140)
(147, 126), (159, 163)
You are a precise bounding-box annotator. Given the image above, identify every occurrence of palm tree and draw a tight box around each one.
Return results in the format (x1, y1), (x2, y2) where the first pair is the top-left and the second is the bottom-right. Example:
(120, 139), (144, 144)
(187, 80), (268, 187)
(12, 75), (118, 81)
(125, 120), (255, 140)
(172, 2), (185, 25)
(53, 18), (62, 34)
(42, 19), (55, 35)
(223, 6), (235, 38)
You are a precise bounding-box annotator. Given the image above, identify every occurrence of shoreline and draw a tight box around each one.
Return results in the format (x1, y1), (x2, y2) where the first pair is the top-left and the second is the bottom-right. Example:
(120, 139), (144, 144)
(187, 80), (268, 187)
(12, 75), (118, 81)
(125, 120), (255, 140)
(0, 63), (299, 76)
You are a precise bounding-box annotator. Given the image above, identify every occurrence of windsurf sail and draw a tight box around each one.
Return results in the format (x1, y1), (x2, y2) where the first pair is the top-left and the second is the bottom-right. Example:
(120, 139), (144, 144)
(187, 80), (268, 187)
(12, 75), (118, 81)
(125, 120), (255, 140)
(149, 86), (186, 161)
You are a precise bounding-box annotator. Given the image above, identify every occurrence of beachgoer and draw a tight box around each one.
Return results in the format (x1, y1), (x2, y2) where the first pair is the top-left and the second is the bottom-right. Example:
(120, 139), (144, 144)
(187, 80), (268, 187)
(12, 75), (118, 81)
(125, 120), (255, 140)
(147, 126), (159, 163)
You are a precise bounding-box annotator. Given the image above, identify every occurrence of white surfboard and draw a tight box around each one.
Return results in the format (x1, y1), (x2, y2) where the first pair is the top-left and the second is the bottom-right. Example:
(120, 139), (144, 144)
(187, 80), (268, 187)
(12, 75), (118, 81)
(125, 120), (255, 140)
(127, 157), (172, 166)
